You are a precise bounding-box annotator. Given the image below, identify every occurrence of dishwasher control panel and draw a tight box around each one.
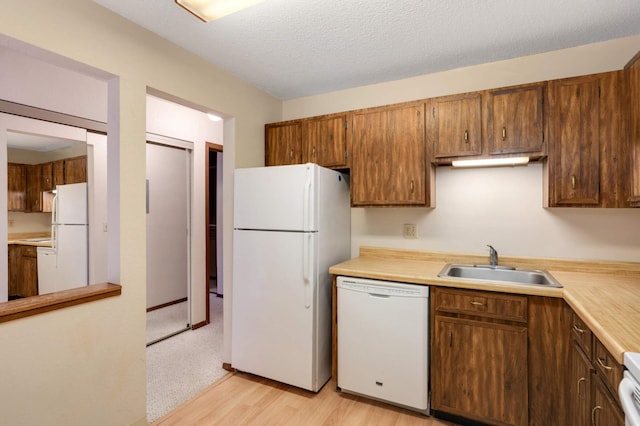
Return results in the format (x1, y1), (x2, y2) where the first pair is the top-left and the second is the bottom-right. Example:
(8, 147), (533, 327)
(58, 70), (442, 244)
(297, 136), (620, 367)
(337, 277), (429, 297)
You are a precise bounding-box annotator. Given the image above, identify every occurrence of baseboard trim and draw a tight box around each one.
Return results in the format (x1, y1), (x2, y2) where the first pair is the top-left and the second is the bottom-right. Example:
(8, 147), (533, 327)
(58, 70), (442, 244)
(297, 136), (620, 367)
(192, 320), (208, 330)
(147, 297), (187, 313)
(222, 363), (236, 372)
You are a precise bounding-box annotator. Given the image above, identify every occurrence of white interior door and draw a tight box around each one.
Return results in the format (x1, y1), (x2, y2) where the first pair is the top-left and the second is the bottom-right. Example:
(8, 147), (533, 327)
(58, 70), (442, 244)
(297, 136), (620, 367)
(146, 142), (190, 310)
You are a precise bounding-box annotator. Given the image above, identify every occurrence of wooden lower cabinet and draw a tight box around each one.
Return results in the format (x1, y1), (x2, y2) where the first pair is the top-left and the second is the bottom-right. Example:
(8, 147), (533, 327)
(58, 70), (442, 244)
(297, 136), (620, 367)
(431, 287), (529, 426)
(567, 308), (623, 426)
(8, 245), (39, 298)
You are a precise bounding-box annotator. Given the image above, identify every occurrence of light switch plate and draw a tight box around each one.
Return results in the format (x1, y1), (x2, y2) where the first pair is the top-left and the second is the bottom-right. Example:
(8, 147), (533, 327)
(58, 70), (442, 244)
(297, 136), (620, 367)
(403, 223), (418, 239)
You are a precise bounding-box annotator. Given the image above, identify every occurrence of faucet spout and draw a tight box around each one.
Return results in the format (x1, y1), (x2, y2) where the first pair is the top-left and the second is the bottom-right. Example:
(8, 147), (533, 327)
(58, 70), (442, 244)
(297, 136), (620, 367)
(487, 245), (498, 267)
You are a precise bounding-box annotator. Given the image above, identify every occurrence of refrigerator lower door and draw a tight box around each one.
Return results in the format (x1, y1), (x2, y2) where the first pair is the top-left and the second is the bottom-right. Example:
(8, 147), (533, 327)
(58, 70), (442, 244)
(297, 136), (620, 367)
(232, 229), (328, 391)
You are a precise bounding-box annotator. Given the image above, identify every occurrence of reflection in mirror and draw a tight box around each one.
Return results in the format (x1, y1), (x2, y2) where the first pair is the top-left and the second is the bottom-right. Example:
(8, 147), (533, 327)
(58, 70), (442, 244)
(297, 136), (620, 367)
(6, 131), (88, 300)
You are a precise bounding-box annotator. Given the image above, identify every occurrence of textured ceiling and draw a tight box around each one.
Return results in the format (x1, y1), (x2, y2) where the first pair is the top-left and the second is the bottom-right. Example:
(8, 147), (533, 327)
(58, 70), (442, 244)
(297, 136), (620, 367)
(94, 0), (640, 100)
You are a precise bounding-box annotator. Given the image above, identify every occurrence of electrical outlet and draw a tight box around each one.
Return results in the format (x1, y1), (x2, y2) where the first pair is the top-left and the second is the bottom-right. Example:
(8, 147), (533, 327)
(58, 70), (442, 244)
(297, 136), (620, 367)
(403, 223), (418, 239)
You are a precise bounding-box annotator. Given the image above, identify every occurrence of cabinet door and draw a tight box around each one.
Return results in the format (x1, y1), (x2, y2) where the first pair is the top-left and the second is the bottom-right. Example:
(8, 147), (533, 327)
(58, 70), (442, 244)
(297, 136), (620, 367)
(40, 161), (54, 191)
(488, 83), (545, 155)
(26, 164), (42, 212)
(20, 247), (39, 297)
(433, 93), (482, 158)
(304, 115), (348, 168)
(548, 75), (601, 206)
(628, 51), (640, 206)
(8, 245), (20, 297)
(7, 163), (27, 212)
(568, 340), (594, 426)
(265, 122), (303, 166)
(351, 103), (427, 206)
(592, 374), (624, 426)
(52, 159), (65, 187)
(432, 316), (528, 426)
(64, 156), (87, 184)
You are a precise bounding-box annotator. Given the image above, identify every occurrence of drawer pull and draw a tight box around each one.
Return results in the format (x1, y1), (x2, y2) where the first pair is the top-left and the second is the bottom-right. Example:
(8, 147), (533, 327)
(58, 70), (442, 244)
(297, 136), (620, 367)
(502, 126), (507, 141)
(470, 301), (484, 306)
(572, 324), (586, 334)
(596, 357), (613, 371)
(464, 130), (469, 142)
(591, 405), (602, 425)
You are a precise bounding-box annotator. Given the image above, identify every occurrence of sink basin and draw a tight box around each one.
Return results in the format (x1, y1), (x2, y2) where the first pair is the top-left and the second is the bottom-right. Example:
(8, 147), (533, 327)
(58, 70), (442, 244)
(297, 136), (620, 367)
(438, 263), (562, 288)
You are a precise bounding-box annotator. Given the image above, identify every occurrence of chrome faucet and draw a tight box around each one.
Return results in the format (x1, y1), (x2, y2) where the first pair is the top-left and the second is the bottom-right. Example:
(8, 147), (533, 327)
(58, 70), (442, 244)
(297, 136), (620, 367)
(487, 245), (498, 267)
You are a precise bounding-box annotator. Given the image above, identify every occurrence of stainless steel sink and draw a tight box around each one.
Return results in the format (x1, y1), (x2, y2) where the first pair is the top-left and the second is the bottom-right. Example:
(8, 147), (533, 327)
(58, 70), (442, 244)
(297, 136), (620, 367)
(438, 263), (562, 288)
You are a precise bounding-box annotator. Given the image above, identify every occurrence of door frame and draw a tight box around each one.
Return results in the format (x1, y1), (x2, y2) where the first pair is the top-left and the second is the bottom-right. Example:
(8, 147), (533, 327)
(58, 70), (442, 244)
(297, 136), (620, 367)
(205, 142), (223, 325)
(145, 133), (193, 333)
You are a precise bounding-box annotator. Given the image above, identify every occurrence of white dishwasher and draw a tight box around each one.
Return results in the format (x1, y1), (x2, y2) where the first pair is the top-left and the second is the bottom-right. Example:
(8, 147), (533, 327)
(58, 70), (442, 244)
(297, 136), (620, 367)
(337, 276), (430, 414)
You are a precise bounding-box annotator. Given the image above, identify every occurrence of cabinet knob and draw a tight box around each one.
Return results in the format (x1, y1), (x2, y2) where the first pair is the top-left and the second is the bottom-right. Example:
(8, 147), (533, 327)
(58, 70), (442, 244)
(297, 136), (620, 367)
(464, 130), (469, 142)
(410, 180), (414, 193)
(502, 126), (507, 141)
(571, 175), (576, 189)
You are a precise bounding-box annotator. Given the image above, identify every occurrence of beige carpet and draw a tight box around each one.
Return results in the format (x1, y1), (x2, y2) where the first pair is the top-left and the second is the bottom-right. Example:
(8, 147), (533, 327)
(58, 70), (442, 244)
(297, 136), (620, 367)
(147, 294), (228, 423)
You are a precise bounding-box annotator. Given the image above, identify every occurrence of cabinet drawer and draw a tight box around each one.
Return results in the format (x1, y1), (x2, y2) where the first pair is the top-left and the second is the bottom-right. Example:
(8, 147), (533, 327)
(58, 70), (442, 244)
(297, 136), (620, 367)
(434, 288), (527, 322)
(571, 311), (592, 358)
(21, 246), (37, 258)
(593, 338), (623, 397)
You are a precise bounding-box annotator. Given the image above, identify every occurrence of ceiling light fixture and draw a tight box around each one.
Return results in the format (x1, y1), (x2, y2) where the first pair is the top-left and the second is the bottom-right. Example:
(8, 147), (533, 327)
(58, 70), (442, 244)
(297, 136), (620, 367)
(207, 113), (223, 122)
(175, 0), (265, 23)
(451, 156), (530, 168)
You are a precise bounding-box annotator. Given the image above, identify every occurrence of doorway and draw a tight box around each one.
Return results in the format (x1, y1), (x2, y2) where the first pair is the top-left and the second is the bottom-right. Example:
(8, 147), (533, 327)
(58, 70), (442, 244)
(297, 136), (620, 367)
(206, 142), (223, 324)
(145, 140), (192, 345)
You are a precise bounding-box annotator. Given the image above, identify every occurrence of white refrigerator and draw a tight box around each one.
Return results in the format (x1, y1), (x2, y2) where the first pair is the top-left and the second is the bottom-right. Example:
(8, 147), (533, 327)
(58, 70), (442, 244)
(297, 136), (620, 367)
(37, 183), (89, 294)
(232, 163), (350, 392)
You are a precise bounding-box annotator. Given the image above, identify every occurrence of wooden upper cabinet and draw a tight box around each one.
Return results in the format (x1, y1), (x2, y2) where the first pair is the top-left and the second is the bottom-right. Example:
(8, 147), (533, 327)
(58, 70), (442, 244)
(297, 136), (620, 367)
(351, 102), (430, 206)
(26, 164), (43, 212)
(546, 71), (626, 207)
(433, 93), (482, 158)
(487, 83), (546, 155)
(40, 161), (54, 191)
(52, 159), (65, 188)
(265, 122), (303, 166)
(627, 51), (640, 206)
(64, 156), (87, 184)
(304, 114), (348, 168)
(7, 163), (27, 212)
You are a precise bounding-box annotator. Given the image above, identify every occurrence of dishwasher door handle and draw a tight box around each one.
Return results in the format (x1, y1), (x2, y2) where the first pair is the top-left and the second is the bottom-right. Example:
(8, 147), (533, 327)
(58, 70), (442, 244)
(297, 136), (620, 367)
(368, 293), (390, 299)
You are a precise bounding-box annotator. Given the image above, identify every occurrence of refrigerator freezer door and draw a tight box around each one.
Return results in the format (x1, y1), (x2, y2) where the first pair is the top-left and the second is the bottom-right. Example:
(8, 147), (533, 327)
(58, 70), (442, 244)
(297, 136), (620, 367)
(232, 229), (328, 391)
(55, 183), (88, 225)
(234, 164), (317, 232)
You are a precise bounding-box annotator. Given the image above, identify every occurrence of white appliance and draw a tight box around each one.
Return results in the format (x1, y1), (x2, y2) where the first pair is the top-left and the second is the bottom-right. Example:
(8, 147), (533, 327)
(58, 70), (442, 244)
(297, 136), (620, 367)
(337, 276), (430, 414)
(620, 352), (640, 426)
(37, 183), (88, 294)
(231, 163), (350, 392)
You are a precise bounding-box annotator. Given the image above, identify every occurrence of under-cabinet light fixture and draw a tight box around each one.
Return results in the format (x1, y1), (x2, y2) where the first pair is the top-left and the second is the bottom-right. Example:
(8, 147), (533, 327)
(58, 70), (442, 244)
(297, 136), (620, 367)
(451, 156), (530, 168)
(175, 0), (265, 22)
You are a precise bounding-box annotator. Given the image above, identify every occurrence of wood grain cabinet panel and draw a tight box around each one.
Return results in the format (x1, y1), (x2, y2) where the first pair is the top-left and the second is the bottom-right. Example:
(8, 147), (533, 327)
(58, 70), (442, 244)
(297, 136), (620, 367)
(8, 245), (39, 298)
(26, 164), (43, 212)
(627, 50), (640, 206)
(432, 316), (528, 426)
(433, 93), (482, 158)
(304, 114), (348, 168)
(568, 340), (594, 426)
(431, 287), (528, 426)
(7, 163), (27, 212)
(487, 83), (545, 155)
(265, 122), (303, 166)
(592, 374), (625, 426)
(351, 102), (430, 206)
(546, 71), (627, 207)
(52, 159), (65, 188)
(40, 161), (53, 191)
(63, 155), (87, 184)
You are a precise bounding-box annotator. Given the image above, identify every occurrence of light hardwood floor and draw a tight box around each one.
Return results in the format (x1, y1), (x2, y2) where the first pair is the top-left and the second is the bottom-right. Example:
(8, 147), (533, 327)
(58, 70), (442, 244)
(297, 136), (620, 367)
(152, 372), (458, 425)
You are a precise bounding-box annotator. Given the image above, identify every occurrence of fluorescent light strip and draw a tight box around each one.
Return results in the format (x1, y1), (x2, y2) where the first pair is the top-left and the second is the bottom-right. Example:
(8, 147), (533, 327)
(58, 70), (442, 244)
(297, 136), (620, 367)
(175, 0), (265, 22)
(451, 156), (530, 168)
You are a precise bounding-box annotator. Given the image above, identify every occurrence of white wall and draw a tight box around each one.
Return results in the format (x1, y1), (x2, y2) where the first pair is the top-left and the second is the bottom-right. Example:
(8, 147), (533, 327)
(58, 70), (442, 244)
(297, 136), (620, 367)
(0, 1), (281, 424)
(284, 35), (640, 262)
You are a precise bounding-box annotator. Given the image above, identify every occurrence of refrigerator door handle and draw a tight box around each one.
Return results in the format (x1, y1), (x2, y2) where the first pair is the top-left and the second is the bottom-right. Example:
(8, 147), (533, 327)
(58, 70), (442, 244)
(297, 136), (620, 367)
(303, 233), (313, 308)
(303, 166), (312, 231)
